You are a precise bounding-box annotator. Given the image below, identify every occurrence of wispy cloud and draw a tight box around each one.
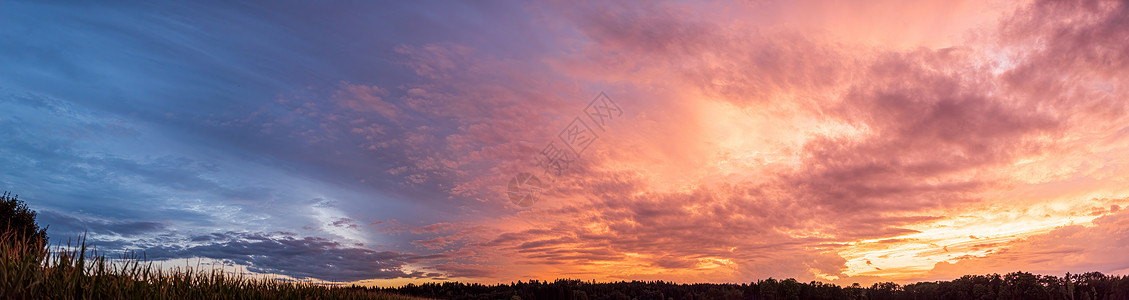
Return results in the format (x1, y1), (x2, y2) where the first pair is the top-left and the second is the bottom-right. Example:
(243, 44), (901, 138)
(2, 0), (1128, 285)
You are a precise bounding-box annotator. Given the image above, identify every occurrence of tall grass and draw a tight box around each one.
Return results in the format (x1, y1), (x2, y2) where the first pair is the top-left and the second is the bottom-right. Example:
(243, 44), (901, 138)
(0, 231), (421, 300)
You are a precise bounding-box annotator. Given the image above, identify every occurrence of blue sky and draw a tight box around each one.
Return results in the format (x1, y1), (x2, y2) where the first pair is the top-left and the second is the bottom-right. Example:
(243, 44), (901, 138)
(0, 0), (553, 281)
(4, 0), (1129, 286)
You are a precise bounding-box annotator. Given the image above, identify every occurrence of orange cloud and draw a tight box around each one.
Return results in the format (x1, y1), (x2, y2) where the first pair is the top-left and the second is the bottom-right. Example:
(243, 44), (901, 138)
(327, 0), (1129, 285)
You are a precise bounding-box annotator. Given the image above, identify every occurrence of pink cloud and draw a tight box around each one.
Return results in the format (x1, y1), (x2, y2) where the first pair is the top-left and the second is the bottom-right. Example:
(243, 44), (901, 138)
(250, 0), (1129, 284)
(334, 83), (400, 121)
(923, 203), (1129, 281)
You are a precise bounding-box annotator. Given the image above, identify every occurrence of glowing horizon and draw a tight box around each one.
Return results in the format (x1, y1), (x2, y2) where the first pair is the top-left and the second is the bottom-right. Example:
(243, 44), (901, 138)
(2, 0), (1128, 287)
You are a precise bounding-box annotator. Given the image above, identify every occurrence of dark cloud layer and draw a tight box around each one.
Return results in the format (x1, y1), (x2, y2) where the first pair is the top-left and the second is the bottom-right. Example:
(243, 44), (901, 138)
(144, 232), (437, 282)
(3, 0), (1128, 285)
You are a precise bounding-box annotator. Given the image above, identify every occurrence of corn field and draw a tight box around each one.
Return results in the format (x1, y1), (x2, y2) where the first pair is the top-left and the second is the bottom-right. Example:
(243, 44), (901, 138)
(0, 232), (421, 300)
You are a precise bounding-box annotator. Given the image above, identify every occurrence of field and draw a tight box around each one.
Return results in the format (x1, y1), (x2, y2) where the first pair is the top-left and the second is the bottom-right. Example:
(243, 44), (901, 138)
(0, 232), (420, 300)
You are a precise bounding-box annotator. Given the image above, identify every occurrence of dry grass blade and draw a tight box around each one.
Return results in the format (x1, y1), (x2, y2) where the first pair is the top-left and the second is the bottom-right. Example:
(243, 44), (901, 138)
(1, 231), (424, 300)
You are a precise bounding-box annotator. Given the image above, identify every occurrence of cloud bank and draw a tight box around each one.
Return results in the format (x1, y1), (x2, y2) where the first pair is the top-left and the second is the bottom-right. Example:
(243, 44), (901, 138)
(2, 0), (1127, 284)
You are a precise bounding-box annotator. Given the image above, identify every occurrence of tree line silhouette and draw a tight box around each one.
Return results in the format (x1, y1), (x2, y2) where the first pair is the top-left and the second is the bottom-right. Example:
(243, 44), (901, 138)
(7, 191), (1129, 299)
(371, 272), (1129, 300)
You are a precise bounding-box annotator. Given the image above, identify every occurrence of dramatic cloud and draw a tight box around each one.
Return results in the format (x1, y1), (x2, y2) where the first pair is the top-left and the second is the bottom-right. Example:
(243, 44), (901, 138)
(927, 203), (1129, 280)
(143, 232), (438, 281)
(2, 0), (1127, 285)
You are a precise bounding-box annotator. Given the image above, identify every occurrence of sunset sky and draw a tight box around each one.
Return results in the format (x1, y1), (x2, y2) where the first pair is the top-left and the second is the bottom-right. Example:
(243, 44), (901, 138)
(2, 0), (1128, 286)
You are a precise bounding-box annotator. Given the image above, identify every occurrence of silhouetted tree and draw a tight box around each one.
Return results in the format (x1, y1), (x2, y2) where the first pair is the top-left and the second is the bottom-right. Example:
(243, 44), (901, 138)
(376, 272), (1129, 300)
(1, 191), (48, 245)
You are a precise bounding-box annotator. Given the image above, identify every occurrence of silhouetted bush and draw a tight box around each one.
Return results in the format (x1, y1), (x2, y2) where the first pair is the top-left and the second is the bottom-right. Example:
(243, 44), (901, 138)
(1, 191), (416, 299)
(1, 191), (47, 246)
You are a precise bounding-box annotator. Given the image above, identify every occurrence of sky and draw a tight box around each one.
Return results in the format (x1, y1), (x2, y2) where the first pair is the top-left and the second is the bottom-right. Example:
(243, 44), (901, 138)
(1, 0), (1128, 287)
